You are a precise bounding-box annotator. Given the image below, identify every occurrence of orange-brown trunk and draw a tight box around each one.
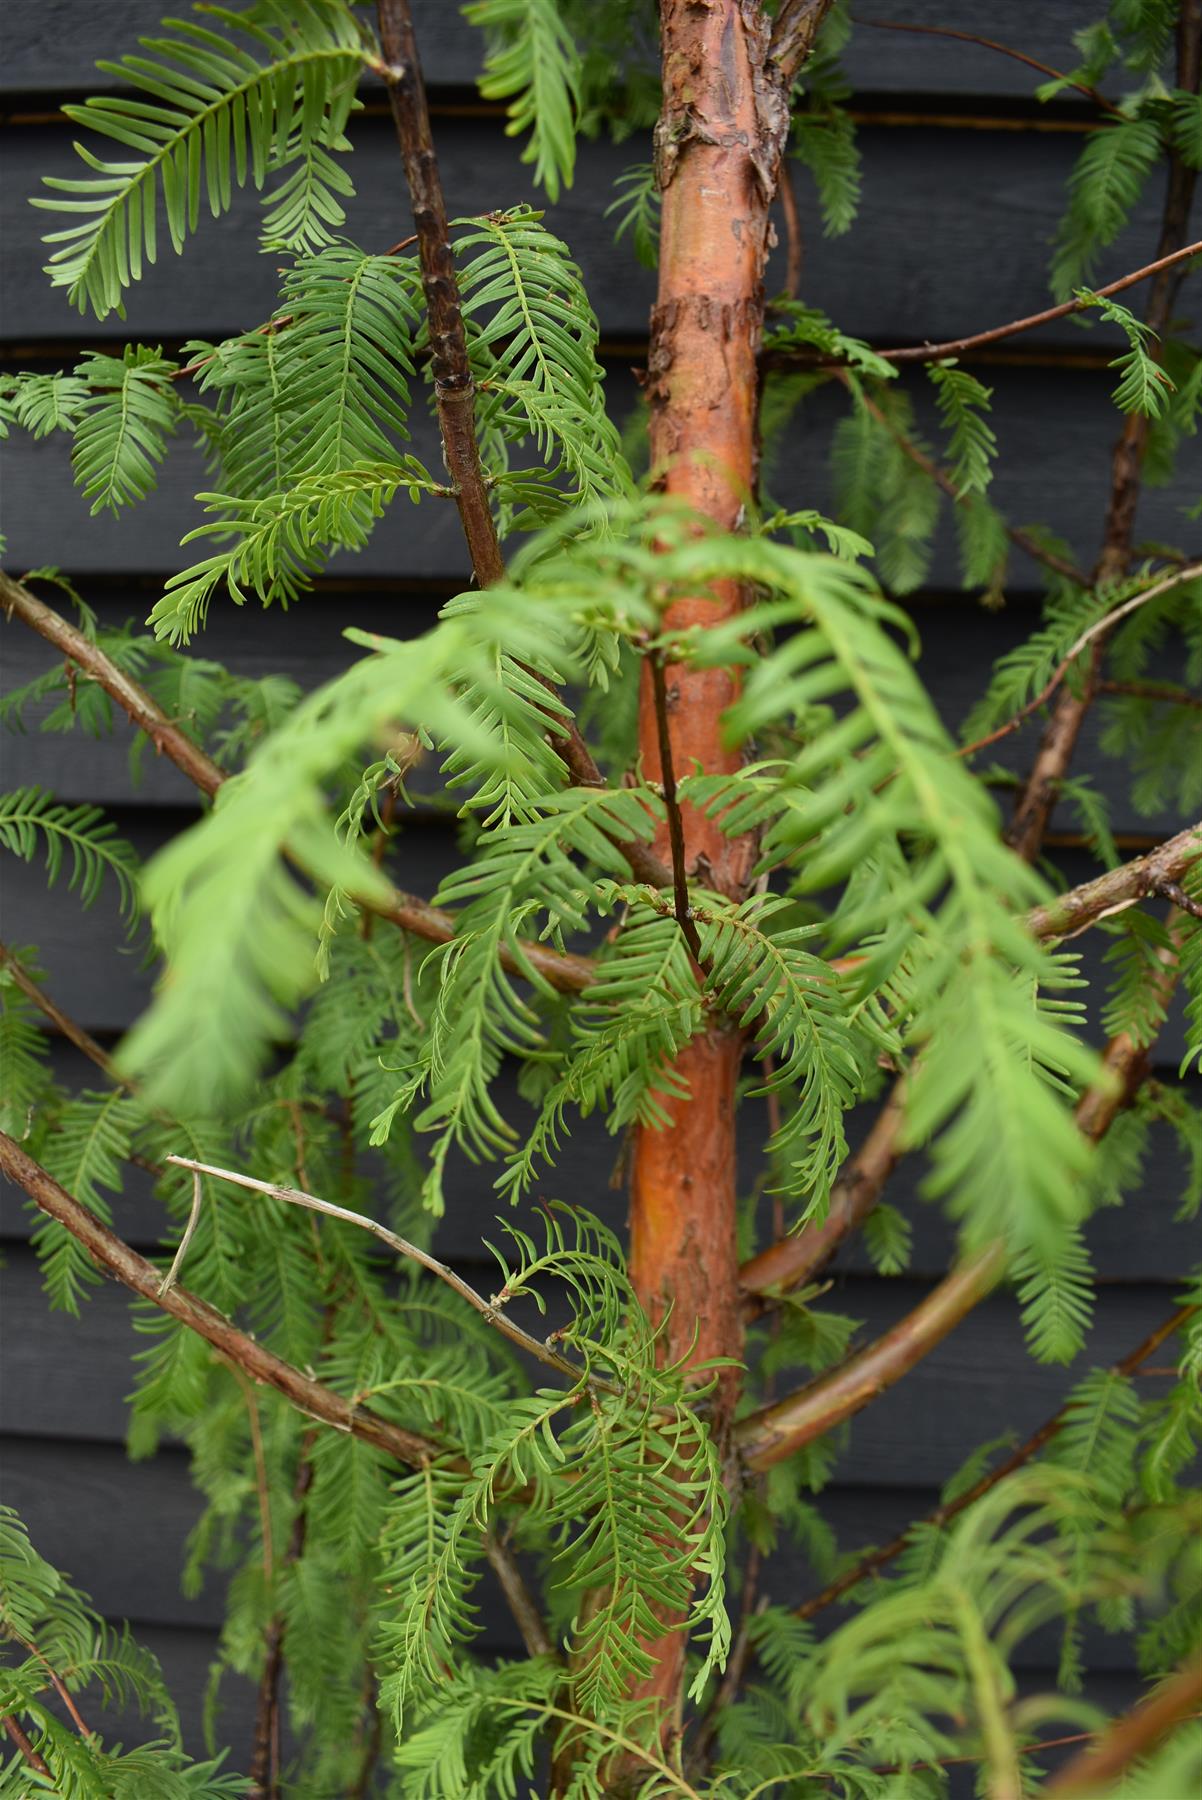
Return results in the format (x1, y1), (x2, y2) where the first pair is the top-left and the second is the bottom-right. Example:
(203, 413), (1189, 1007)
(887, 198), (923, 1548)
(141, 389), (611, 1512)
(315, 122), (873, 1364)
(625, 0), (790, 1728)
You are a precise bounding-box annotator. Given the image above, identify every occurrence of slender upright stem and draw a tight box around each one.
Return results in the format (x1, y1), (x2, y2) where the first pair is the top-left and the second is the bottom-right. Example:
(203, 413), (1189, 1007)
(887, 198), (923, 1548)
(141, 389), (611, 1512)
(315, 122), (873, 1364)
(371, 2), (672, 895)
(373, 0), (505, 588)
(649, 653), (704, 964)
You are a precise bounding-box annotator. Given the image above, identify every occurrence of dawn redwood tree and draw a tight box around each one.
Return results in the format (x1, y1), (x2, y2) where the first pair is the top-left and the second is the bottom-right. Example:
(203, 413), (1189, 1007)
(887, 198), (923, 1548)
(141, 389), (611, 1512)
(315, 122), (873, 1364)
(0, 0), (1200, 1793)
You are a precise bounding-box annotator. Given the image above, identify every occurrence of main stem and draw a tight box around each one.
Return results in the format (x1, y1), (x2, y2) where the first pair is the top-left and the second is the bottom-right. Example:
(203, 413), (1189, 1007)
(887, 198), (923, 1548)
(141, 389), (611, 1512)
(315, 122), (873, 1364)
(626, 0), (792, 1724)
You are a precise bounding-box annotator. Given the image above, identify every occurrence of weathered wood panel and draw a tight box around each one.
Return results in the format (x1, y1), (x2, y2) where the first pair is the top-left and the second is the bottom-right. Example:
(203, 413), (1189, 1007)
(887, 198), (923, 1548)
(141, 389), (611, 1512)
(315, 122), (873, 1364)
(5, 819), (1192, 1061)
(0, 1), (1138, 102)
(3, 580), (1192, 838)
(1, 1041), (1197, 1284)
(2, 365), (1196, 598)
(3, 120), (1184, 349)
(1, 1246), (1182, 1486)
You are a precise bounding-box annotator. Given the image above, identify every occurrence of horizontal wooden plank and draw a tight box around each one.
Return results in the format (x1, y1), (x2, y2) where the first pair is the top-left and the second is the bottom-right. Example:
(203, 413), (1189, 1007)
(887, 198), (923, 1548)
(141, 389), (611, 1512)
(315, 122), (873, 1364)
(2, 116), (1182, 348)
(1, 1245), (1185, 1485)
(4, 808), (1193, 1060)
(2, 364), (1197, 599)
(1, 1434), (1164, 1682)
(3, 578), (1192, 839)
(1, 1041), (1198, 1286)
(0, 2), (1125, 102)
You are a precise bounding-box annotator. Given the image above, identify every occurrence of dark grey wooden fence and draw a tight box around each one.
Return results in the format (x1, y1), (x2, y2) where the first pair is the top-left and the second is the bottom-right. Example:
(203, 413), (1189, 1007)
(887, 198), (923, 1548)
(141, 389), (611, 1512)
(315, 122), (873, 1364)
(1, 0), (1198, 1771)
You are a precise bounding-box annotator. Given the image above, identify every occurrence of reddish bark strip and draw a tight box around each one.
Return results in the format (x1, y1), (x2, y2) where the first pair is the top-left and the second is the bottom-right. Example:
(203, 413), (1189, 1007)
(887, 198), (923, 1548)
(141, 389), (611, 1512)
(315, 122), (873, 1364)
(624, 0), (796, 1723)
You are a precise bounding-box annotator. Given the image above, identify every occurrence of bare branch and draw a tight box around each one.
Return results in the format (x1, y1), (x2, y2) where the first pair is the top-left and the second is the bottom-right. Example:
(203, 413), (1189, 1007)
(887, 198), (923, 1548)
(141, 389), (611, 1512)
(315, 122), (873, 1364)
(164, 1154), (600, 1390)
(0, 1130), (447, 1471)
(1, 568), (224, 797)
(2, 1714), (52, 1778)
(0, 575), (601, 995)
(739, 1088), (904, 1309)
(484, 1532), (556, 1662)
(853, 17), (1123, 114)
(0, 938), (122, 1084)
(370, 4), (671, 889)
(738, 830), (1200, 1307)
(736, 1241), (1006, 1471)
(1025, 821), (1200, 941)
(737, 946), (1182, 1474)
(959, 562), (1202, 761)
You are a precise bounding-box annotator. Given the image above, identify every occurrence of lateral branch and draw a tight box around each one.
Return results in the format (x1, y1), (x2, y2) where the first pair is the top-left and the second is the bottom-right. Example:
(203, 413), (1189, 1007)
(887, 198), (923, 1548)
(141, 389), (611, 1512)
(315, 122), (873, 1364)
(0, 1129), (447, 1472)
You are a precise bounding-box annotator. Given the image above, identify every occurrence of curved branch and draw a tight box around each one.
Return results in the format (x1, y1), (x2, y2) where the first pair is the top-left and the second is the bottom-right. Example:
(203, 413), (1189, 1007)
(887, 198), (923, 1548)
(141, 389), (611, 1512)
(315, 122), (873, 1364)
(1025, 821), (1201, 942)
(1, 569), (224, 798)
(852, 17), (1123, 115)
(0, 1130), (447, 1471)
(163, 1154), (599, 1389)
(737, 938), (1183, 1472)
(1046, 1659), (1202, 1794)
(958, 563), (1202, 762)
(736, 1241), (1006, 1471)
(738, 828), (1201, 1305)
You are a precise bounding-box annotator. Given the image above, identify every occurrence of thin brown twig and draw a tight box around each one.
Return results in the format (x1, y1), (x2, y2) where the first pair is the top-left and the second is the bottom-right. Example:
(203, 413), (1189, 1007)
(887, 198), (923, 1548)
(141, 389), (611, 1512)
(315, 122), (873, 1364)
(163, 1154), (602, 1391)
(1153, 877), (1202, 919)
(649, 653), (704, 964)
(234, 1370), (276, 1581)
(869, 1715), (1202, 1780)
(852, 17), (1123, 113)
(1097, 676), (1202, 707)
(738, 941), (1180, 1475)
(778, 159), (803, 301)
(370, 3), (672, 889)
(248, 1442), (315, 1800)
(836, 373), (1089, 587)
(0, 938), (121, 1083)
(958, 561), (1202, 760)
(765, 242), (1202, 371)
(484, 1531), (556, 1661)
(1, 569), (224, 798)
(15, 1635), (94, 1739)
(1005, 7), (1201, 860)
(1, 572), (601, 995)
(738, 824), (1200, 1306)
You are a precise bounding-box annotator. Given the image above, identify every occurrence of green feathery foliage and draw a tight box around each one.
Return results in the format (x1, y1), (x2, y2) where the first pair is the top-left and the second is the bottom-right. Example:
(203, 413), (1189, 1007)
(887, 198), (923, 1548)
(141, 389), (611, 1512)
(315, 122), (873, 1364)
(70, 346), (182, 513)
(0, 786), (140, 918)
(5, 3), (1201, 1793)
(464, 0), (583, 202)
(0, 1505), (245, 1794)
(34, 0), (365, 317)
